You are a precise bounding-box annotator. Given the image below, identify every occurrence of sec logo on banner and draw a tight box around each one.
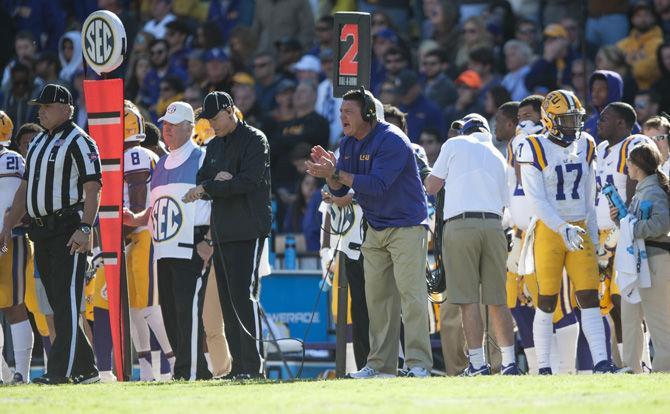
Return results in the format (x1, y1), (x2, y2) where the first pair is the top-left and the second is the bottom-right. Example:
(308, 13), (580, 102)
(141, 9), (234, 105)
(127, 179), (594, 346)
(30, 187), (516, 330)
(82, 10), (127, 76)
(152, 196), (184, 242)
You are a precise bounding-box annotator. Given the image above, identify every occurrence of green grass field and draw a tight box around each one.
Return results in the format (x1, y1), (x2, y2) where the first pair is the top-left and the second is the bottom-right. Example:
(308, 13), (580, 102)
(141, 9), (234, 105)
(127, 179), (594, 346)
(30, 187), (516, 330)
(2, 375), (670, 414)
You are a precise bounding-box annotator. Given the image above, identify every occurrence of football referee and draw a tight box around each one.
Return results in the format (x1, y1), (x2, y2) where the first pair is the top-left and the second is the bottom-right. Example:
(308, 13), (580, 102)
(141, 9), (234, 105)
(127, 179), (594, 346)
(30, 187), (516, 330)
(0, 84), (102, 385)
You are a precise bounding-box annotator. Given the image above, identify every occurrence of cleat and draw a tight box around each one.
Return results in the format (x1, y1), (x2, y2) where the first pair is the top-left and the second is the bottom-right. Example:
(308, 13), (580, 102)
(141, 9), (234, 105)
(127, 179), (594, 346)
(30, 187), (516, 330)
(71, 371), (100, 384)
(32, 375), (70, 385)
(501, 363), (521, 375)
(11, 373), (27, 384)
(214, 373), (236, 380)
(99, 371), (117, 383)
(593, 360), (621, 374)
(538, 367), (553, 375)
(461, 363), (491, 377)
(346, 366), (395, 379)
(232, 372), (265, 381)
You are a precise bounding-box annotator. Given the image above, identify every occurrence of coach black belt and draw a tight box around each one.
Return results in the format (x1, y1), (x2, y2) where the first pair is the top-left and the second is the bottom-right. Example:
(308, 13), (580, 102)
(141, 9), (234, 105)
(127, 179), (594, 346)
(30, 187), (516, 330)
(445, 212), (502, 223)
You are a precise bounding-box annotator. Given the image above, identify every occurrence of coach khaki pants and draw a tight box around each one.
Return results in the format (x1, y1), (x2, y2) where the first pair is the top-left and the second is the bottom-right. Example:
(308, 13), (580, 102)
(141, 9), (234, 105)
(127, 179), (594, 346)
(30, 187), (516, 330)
(622, 251), (670, 373)
(202, 266), (232, 377)
(362, 225), (432, 375)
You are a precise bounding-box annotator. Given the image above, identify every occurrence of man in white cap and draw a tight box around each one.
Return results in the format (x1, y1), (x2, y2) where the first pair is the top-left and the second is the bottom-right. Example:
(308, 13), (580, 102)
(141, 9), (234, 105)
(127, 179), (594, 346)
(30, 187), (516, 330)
(292, 54), (321, 82)
(123, 101), (213, 380)
(424, 113), (518, 376)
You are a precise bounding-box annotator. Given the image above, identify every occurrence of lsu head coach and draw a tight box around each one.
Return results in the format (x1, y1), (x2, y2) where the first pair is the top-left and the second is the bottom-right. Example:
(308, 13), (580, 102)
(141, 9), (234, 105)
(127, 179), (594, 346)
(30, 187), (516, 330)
(0, 84), (101, 384)
(424, 114), (518, 376)
(306, 87), (432, 378)
(183, 91), (271, 380)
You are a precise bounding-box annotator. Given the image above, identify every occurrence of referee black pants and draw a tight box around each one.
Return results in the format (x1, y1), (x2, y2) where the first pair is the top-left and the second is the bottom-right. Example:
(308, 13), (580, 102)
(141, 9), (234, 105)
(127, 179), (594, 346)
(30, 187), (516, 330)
(344, 254), (370, 370)
(157, 229), (211, 381)
(33, 233), (96, 379)
(212, 238), (264, 376)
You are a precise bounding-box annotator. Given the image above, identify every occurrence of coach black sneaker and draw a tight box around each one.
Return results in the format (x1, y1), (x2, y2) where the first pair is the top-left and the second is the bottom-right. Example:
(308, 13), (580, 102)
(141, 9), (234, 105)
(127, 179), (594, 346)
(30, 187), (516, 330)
(32, 375), (71, 385)
(72, 371), (100, 384)
(538, 367), (552, 375)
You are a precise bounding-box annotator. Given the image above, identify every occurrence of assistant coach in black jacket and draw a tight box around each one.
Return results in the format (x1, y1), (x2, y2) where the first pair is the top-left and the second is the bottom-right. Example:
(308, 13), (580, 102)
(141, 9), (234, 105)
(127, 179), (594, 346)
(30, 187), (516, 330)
(184, 91), (271, 379)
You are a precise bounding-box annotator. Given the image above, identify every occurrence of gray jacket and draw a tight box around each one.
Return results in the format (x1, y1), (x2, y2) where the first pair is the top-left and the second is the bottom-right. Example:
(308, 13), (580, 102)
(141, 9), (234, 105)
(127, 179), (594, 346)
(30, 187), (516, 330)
(629, 174), (670, 255)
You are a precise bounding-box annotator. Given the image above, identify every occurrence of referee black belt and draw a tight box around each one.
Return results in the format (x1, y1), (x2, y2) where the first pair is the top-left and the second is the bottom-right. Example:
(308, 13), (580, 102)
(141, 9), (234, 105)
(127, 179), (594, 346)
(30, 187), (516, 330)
(445, 212), (501, 223)
(30, 204), (83, 228)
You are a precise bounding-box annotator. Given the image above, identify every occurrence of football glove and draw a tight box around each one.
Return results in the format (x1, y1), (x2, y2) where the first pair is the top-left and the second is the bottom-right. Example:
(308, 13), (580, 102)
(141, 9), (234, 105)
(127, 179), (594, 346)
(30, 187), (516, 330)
(558, 222), (586, 251)
(506, 235), (523, 273)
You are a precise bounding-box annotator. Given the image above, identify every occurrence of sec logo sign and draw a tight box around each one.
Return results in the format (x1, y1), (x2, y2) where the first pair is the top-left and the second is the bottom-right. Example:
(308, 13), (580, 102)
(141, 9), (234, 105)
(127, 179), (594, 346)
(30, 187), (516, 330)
(152, 196), (183, 242)
(84, 18), (113, 65)
(81, 10), (127, 76)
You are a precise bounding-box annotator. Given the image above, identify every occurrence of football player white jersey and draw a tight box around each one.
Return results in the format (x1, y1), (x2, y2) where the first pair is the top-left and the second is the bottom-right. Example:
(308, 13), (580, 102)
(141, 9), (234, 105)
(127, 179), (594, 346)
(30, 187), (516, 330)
(0, 148), (25, 230)
(595, 134), (654, 229)
(507, 132), (534, 230)
(124, 146), (158, 231)
(518, 132), (597, 237)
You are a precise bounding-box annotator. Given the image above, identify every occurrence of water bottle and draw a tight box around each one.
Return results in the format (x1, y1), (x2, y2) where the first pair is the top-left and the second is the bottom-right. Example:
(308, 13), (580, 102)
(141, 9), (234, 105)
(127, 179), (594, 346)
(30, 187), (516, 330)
(602, 183), (628, 219)
(284, 233), (296, 270)
(640, 200), (653, 220)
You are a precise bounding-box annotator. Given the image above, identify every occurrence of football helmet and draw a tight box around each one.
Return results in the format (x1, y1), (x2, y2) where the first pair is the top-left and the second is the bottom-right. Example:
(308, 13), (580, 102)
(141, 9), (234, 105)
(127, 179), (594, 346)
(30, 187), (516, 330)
(193, 118), (215, 146)
(0, 110), (14, 147)
(542, 90), (585, 144)
(124, 102), (145, 142)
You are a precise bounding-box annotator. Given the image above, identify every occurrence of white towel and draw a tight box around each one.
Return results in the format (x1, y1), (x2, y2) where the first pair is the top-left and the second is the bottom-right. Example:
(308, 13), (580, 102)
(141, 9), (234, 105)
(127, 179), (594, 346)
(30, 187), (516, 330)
(614, 216), (651, 304)
(518, 217), (538, 275)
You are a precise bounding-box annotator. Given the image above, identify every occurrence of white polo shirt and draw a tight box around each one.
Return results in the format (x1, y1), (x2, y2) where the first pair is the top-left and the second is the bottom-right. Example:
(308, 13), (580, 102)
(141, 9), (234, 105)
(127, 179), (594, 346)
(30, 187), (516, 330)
(430, 132), (509, 220)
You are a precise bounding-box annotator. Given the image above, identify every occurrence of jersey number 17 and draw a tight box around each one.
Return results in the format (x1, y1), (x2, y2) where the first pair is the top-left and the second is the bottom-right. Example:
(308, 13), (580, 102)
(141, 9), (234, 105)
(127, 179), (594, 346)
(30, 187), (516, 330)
(555, 163), (582, 200)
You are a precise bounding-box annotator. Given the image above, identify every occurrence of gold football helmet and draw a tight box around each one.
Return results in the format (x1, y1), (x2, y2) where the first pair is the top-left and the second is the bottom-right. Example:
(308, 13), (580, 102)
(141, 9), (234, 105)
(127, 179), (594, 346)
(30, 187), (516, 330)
(0, 110), (14, 147)
(193, 118), (215, 146)
(542, 90), (585, 143)
(124, 101), (145, 142)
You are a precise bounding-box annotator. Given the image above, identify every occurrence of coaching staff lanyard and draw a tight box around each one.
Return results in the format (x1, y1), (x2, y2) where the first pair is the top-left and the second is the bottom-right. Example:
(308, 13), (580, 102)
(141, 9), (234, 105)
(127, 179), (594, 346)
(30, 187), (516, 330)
(2, 119), (102, 382)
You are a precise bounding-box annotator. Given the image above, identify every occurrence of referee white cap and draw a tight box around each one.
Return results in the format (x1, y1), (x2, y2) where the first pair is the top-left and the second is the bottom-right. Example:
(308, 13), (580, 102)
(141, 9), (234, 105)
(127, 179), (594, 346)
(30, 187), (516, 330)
(159, 101), (195, 124)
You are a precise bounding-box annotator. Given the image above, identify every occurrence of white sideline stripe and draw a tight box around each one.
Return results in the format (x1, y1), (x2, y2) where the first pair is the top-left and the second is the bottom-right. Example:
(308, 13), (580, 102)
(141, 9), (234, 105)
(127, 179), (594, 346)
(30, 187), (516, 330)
(101, 164), (121, 172)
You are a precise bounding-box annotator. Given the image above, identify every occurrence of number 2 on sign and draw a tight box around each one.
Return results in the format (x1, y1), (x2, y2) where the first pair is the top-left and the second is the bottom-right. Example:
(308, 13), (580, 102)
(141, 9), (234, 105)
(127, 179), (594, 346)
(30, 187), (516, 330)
(339, 24), (358, 76)
(555, 163), (582, 200)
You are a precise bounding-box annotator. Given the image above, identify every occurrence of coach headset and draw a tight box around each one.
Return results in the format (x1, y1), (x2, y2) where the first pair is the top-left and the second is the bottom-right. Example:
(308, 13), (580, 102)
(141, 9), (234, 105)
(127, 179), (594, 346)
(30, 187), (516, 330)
(358, 86), (376, 123)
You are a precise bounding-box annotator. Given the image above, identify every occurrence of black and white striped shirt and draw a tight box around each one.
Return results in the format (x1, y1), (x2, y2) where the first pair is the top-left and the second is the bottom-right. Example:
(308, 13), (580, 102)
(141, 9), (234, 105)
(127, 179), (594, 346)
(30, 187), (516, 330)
(23, 121), (102, 218)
